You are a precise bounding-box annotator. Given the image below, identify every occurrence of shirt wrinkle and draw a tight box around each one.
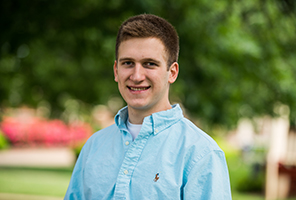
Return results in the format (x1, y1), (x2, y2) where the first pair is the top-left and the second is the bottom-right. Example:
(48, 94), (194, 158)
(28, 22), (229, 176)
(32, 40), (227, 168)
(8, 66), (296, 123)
(184, 148), (216, 178)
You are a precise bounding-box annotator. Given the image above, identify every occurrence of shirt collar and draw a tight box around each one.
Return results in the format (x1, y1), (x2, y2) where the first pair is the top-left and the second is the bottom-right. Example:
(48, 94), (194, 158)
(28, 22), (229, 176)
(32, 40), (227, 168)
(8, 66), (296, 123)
(115, 104), (183, 136)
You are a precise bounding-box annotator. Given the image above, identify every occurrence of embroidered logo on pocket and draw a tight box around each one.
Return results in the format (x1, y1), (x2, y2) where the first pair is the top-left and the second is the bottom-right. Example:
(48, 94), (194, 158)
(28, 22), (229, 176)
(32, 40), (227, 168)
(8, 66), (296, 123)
(153, 173), (160, 182)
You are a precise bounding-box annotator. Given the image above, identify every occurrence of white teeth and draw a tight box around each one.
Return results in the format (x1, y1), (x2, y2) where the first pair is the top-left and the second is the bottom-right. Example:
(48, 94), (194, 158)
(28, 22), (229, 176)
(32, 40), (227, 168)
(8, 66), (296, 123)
(130, 87), (149, 91)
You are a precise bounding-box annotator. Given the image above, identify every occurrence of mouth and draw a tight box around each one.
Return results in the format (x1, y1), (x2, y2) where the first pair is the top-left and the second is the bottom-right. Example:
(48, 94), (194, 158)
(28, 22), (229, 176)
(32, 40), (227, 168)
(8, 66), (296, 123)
(127, 86), (151, 91)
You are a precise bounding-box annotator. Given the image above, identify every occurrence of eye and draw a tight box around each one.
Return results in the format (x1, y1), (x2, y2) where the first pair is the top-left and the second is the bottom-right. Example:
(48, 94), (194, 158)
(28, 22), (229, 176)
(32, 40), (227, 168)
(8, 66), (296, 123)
(123, 61), (132, 65)
(144, 62), (157, 67)
(121, 61), (133, 67)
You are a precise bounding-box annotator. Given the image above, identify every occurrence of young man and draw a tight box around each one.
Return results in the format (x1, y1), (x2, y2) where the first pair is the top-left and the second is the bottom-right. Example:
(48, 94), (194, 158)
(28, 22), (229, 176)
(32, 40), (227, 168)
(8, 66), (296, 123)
(65, 14), (232, 200)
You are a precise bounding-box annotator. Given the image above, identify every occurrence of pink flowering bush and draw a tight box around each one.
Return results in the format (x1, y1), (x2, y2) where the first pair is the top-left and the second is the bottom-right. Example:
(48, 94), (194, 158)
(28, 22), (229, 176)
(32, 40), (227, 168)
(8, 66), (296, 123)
(0, 116), (92, 147)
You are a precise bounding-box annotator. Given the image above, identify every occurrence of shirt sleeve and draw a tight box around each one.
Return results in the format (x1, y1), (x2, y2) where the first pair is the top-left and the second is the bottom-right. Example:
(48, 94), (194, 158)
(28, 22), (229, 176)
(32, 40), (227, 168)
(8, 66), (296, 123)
(183, 150), (232, 200)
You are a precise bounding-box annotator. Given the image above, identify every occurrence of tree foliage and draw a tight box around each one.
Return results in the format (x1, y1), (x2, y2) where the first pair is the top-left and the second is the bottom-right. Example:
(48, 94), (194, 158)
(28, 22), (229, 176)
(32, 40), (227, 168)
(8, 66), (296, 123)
(1, 0), (296, 128)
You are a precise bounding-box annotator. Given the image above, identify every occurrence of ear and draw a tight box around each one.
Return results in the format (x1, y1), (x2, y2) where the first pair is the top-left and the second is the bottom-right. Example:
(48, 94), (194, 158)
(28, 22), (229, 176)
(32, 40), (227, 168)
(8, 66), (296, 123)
(114, 60), (118, 82)
(168, 62), (179, 84)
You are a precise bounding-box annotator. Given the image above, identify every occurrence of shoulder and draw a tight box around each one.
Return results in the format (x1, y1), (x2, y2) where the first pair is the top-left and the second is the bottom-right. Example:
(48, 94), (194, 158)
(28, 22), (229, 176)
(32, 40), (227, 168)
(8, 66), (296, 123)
(176, 117), (221, 150)
(168, 117), (224, 165)
(80, 123), (119, 154)
(89, 123), (118, 141)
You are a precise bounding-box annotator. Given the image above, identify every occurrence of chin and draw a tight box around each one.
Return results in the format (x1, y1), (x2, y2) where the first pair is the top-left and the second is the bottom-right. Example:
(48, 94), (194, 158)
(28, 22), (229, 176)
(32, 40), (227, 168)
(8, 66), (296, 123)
(128, 103), (150, 110)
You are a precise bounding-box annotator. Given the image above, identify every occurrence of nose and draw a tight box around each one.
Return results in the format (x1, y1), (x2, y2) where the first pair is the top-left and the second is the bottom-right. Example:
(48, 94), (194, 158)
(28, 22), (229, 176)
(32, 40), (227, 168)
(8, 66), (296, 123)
(129, 64), (145, 83)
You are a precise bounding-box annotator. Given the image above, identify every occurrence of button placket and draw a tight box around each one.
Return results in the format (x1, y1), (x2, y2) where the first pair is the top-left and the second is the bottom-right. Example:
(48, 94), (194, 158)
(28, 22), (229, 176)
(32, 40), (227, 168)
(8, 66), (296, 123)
(114, 134), (151, 199)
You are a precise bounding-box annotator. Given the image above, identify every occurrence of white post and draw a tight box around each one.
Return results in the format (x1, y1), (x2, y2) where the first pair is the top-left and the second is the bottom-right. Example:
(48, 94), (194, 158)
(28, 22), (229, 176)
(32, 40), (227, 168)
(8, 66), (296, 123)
(265, 105), (290, 200)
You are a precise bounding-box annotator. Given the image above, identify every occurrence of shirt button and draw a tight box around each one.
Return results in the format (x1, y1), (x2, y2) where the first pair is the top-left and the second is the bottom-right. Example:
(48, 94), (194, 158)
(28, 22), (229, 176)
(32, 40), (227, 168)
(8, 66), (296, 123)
(155, 129), (159, 133)
(125, 141), (130, 146)
(124, 170), (128, 175)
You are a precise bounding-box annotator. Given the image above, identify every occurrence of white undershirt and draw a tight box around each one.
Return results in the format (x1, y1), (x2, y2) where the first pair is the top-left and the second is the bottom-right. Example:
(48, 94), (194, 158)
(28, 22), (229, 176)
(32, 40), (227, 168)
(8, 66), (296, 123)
(126, 119), (142, 141)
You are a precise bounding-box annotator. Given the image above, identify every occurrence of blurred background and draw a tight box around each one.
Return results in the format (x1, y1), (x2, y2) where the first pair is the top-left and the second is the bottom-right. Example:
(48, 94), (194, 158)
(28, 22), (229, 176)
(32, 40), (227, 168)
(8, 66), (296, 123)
(1, 0), (296, 199)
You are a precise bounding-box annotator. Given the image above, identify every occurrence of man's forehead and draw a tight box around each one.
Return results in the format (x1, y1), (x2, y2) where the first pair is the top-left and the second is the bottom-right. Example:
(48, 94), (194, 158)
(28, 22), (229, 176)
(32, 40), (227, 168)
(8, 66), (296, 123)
(118, 37), (169, 62)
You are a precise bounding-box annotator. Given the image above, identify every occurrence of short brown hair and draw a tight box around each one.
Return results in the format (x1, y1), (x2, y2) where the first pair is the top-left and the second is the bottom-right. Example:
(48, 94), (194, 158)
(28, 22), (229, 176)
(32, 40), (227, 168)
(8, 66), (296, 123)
(115, 14), (179, 68)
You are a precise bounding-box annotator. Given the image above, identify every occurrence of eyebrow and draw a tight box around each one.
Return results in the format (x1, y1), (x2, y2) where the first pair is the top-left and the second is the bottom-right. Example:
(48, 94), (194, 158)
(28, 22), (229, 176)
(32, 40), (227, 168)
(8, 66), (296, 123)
(118, 57), (134, 62)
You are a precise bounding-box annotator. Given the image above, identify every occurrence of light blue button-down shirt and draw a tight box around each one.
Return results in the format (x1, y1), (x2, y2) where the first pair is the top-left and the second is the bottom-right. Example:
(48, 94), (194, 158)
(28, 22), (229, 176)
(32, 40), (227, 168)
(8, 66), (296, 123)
(65, 104), (232, 199)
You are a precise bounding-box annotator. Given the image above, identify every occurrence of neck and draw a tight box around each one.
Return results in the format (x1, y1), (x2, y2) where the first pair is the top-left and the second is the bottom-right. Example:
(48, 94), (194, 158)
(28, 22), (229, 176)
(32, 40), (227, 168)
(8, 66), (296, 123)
(128, 103), (172, 124)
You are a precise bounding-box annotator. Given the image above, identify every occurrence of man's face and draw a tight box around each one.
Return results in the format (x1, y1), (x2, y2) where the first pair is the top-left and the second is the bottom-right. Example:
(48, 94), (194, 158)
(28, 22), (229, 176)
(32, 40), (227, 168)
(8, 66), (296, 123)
(114, 37), (178, 116)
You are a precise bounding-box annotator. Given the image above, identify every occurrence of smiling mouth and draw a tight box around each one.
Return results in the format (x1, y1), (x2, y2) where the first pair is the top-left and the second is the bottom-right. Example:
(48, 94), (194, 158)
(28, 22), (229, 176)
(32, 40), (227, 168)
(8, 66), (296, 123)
(128, 86), (151, 91)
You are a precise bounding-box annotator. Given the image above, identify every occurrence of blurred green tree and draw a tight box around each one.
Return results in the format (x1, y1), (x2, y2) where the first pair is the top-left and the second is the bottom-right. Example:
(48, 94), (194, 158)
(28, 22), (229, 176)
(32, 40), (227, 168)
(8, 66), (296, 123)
(0, 0), (295, 128)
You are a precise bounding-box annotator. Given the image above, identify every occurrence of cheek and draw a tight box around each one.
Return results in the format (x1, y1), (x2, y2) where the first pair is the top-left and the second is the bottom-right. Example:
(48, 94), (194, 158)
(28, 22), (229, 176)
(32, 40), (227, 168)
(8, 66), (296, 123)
(117, 69), (131, 81)
(151, 73), (169, 88)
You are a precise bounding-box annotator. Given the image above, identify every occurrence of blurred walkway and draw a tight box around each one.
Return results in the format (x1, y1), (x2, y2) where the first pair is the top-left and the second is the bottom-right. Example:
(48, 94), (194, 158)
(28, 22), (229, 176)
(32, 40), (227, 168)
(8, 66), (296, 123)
(0, 148), (76, 168)
(0, 193), (62, 200)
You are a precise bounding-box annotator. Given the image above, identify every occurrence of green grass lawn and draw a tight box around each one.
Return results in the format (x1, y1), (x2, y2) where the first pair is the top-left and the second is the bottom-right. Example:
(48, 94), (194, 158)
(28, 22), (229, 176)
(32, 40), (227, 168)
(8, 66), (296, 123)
(0, 167), (72, 197)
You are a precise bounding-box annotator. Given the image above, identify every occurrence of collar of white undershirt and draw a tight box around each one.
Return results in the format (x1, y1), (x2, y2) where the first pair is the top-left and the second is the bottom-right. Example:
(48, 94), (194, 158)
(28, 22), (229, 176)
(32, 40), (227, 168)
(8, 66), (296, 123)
(126, 119), (142, 141)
